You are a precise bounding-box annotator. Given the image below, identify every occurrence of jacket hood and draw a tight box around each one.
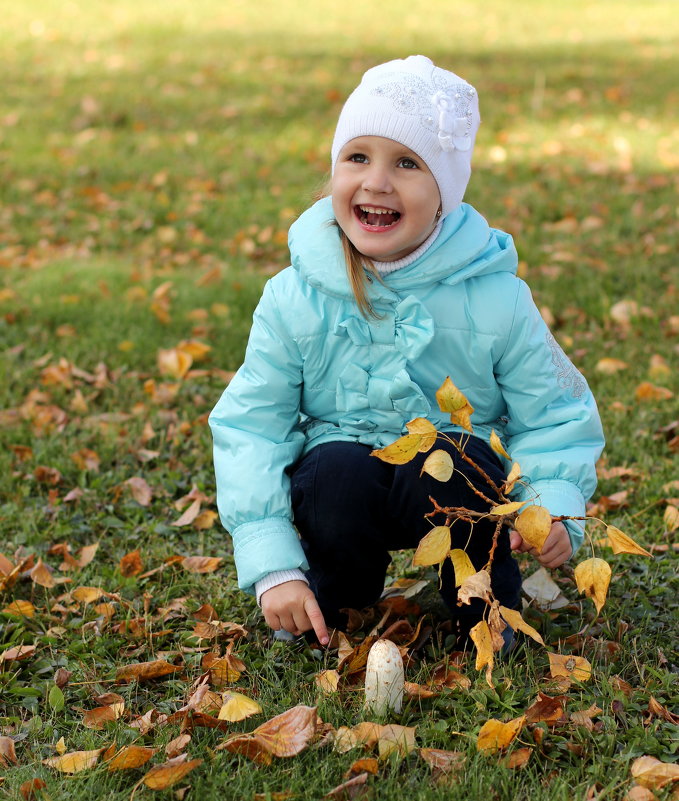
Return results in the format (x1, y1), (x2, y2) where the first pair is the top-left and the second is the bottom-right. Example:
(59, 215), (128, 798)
(288, 196), (518, 305)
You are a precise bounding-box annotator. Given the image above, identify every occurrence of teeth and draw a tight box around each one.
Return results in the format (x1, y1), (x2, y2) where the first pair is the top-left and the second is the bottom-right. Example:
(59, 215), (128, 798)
(359, 205), (399, 215)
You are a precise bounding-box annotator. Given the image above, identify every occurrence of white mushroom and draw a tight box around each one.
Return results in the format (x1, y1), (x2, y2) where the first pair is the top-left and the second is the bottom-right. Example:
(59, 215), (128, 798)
(364, 639), (404, 715)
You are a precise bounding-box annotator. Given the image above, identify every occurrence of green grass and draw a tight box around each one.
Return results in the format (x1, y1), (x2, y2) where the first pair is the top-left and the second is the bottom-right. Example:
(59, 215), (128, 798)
(1, 1), (678, 799)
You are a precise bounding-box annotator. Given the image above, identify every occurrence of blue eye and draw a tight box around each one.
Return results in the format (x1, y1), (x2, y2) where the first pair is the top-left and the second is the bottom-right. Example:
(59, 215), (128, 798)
(399, 157), (418, 169)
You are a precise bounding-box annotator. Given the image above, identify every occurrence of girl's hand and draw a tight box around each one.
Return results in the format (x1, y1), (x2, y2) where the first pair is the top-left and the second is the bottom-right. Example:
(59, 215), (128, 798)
(509, 521), (572, 568)
(260, 580), (329, 646)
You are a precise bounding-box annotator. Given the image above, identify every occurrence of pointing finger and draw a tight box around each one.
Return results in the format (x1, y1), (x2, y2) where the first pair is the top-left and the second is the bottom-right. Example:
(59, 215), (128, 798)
(304, 595), (329, 646)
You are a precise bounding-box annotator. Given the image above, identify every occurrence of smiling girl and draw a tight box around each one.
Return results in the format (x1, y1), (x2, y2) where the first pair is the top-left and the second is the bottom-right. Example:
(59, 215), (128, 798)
(209, 56), (604, 647)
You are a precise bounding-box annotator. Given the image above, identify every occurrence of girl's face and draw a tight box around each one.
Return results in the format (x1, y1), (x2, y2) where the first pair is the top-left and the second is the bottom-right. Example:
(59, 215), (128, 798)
(332, 136), (441, 262)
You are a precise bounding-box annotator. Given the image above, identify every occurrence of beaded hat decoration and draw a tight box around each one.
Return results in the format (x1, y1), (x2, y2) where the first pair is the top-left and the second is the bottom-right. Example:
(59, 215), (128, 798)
(331, 55), (480, 218)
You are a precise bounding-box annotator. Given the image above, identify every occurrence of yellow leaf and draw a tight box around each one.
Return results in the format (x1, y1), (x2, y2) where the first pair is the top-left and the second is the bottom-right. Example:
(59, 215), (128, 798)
(2, 600), (35, 618)
(405, 417), (438, 452)
(157, 347), (193, 379)
(547, 652), (592, 682)
(314, 669), (340, 695)
(635, 382), (673, 401)
(574, 557), (611, 614)
(371, 434), (423, 465)
(435, 376), (474, 432)
(177, 340), (211, 361)
(115, 659), (182, 682)
(630, 756), (679, 789)
(477, 716), (525, 753)
(448, 549), (476, 587)
(606, 525), (652, 557)
(72, 586), (106, 604)
(470, 620), (494, 687)
(412, 526), (451, 567)
(489, 502), (525, 516)
(253, 704), (317, 757)
(504, 462), (522, 494)
(498, 606), (544, 646)
(420, 449), (454, 482)
(595, 358), (629, 374)
(489, 429), (510, 460)
(55, 736), (67, 755)
(664, 505), (679, 533)
(143, 757), (203, 789)
(377, 724), (417, 760)
(514, 505), (552, 552)
(43, 749), (103, 773)
(106, 745), (156, 771)
(30, 558), (56, 588)
(193, 510), (218, 530)
(217, 692), (262, 722)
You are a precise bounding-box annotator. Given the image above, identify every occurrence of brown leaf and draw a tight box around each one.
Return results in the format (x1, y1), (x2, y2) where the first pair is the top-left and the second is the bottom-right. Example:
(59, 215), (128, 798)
(647, 697), (679, 725)
(70, 448), (101, 472)
(429, 664), (471, 691)
(504, 747), (532, 769)
(172, 498), (202, 527)
(71, 586), (106, 604)
(142, 757), (203, 789)
(477, 716), (525, 753)
(635, 382), (673, 401)
(193, 509), (218, 529)
(83, 702), (125, 730)
(458, 570), (492, 606)
(165, 735), (191, 759)
(253, 704), (317, 757)
(345, 757), (379, 777)
(404, 681), (439, 699)
(2, 600), (35, 618)
(106, 745), (156, 771)
(524, 692), (567, 726)
(0, 736), (18, 766)
(0, 644), (36, 664)
(571, 704), (602, 730)
(324, 772), (369, 799)
(624, 787), (656, 801)
(412, 526), (451, 567)
(119, 550), (144, 577)
(19, 778), (47, 800)
(547, 652), (592, 682)
(574, 558), (611, 614)
(43, 748), (103, 773)
(54, 667), (72, 689)
(30, 558), (56, 588)
(181, 555), (222, 573)
(215, 734), (272, 764)
(124, 476), (152, 507)
(377, 724), (417, 760)
(115, 659), (182, 682)
(630, 755), (679, 789)
(419, 748), (465, 775)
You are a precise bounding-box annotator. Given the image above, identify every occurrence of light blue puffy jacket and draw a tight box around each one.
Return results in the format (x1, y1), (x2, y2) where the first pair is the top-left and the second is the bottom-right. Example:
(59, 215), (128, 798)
(209, 197), (605, 595)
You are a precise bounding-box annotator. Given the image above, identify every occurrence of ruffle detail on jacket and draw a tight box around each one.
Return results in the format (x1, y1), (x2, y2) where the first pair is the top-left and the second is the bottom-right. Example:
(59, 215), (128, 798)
(334, 295), (433, 435)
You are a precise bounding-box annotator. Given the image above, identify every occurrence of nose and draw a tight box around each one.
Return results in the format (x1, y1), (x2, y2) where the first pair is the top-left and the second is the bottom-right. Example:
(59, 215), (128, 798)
(362, 163), (392, 194)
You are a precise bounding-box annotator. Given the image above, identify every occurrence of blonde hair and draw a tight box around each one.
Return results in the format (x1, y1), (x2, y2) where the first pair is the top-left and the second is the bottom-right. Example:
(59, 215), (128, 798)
(314, 179), (381, 319)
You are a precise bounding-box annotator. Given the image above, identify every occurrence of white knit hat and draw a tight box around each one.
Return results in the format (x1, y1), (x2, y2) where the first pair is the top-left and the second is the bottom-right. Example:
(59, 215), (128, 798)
(331, 55), (480, 218)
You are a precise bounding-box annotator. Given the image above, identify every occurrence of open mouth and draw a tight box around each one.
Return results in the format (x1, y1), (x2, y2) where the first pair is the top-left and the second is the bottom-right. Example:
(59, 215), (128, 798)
(355, 205), (401, 228)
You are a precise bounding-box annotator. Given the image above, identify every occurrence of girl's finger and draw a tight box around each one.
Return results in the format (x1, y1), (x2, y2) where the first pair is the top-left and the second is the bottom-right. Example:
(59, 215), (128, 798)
(304, 596), (329, 646)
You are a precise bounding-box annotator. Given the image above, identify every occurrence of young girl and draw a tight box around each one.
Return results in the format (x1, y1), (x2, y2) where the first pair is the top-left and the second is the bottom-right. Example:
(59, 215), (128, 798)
(209, 56), (604, 648)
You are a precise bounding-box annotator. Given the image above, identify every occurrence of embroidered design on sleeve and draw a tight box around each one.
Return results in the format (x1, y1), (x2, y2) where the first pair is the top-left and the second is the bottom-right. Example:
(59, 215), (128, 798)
(546, 332), (586, 399)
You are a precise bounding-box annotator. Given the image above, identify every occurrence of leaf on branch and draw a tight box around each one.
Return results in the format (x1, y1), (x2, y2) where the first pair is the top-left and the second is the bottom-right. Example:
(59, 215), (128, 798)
(498, 606), (545, 645)
(457, 570), (492, 605)
(217, 692), (262, 722)
(470, 620), (494, 688)
(574, 557), (611, 614)
(253, 705), (318, 757)
(547, 653), (592, 683)
(43, 749), (103, 773)
(477, 716), (525, 753)
(371, 434), (423, 465)
(435, 377), (473, 433)
(503, 462), (522, 494)
(606, 526), (652, 557)
(420, 449), (454, 482)
(489, 430), (511, 460)
(448, 549), (476, 587)
(412, 526), (451, 567)
(405, 417), (438, 452)
(514, 505), (552, 552)
(489, 502), (525, 516)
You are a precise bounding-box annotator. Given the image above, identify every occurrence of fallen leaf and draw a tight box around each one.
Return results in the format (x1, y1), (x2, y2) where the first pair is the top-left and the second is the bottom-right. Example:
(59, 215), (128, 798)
(521, 567), (569, 609)
(106, 745), (156, 771)
(83, 702), (125, 729)
(2, 600), (35, 618)
(216, 734), (272, 764)
(624, 787), (656, 801)
(404, 681), (439, 698)
(142, 757), (203, 789)
(193, 509), (218, 530)
(647, 697), (679, 725)
(436, 376), (474, 432)
(157, 348), (193, 379)
(19, 778), (48, 800)
(0, 644), (36, 663)
(419, 748), (465, 774)
(371, 433), (423, 465)
(477, 716), (525, 753)
(574, 557), (611, 614)
(324, 772), (369, 799)
(498, 606), (545, 645)
(72, 586), (106, 604)
(514, 505), (552, 552)
(217, 691), (262, 722)
(43, 749), (103, 773)
(0, 736), (18, 766)
(172, 499), (202, 527)
(420, 449), (454, 482)
(346, 757), (379, 777)
(504, 747), (532, 769)
(595, 358), (629, 374)
(253, 705), (317, 757)
(547, 653), (592, 682)
(635, 382), (673, 401)
(664, 504), (679, 532)
(30, 558), (56, 588)
(377, 724), (417, 760)
(115, 659), (182, 682)
(181, 556), (222, 573)
(570, 704), (602, 731)
(166, 735), (191, 759)
(524, 692), (566, 726)
(490, 429), (510, 460)
(630, 756), (679, 789)
(412, 526), (451, 567)
(119, 550), (144, 577)
(448, 549), (476, 587)
(125, 477), (153, 506)
(429, 664), (471, 691)
(606, 526), (652, 557)
(315, 670), (341, 694)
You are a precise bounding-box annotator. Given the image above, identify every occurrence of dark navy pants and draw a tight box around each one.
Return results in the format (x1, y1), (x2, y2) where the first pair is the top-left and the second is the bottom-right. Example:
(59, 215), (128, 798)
(289, 435), (522, 637)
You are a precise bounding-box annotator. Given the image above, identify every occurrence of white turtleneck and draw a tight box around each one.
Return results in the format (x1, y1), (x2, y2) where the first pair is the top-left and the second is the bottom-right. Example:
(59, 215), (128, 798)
(372, 220), (442, 275)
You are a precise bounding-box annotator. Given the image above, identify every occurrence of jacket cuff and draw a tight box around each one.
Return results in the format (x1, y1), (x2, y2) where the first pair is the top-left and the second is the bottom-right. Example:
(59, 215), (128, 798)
(255, 569), (309, 606)
(232, 517), (309, 596)
(513, 479), (586, 557)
